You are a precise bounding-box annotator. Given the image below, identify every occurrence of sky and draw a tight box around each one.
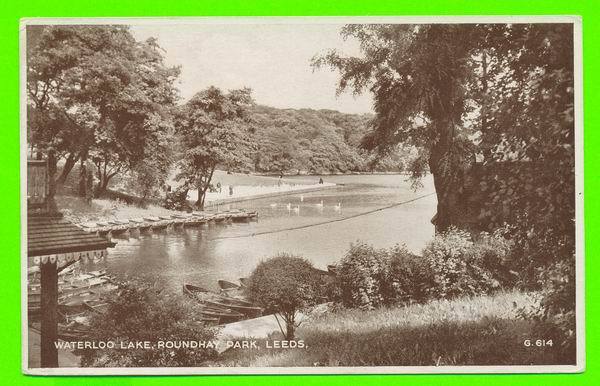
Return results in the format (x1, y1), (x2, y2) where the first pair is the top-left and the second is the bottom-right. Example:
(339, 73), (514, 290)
(131, 23), (374, 114)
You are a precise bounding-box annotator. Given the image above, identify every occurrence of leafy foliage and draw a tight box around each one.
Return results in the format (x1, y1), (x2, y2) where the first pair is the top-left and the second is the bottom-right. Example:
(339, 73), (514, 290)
(337, 243), (389, 309)
(250, 105), (416, 174)
(246, 254), (322, 339)
(77, 281), (218, 367)
(335, 232), (513, 308)
(175, 87), (255, 209)
(27, 25), (179, 197)
(314, 24), (479, 230)
(316, 23), (576, 357)
(163, 186), (192, 211)
(385, 245), (434, 304)
(422, 227), (511, 299)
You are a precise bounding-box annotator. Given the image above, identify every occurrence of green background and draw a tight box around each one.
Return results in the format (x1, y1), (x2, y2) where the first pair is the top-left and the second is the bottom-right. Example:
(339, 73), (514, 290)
(0, 0), (595, 384)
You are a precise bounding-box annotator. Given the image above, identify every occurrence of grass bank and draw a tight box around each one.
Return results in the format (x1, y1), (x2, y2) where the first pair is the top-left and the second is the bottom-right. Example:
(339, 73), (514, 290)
(55, 195), (180, 224)
(218, 291), (564, 367)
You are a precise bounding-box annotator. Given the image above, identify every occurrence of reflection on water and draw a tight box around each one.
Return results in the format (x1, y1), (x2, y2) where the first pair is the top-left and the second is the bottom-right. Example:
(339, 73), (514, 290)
(99, 174), (437, 293)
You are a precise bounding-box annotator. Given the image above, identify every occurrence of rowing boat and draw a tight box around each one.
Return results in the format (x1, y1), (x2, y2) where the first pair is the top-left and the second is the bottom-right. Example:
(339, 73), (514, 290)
(217, 279), (241, 291)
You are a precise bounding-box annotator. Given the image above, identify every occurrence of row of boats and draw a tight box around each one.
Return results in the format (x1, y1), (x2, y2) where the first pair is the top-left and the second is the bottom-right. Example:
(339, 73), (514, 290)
(27, 268), (116, 316)
(79, 209), (259, 236)
(28, 269), (116, 341)
(28, 269), (264, 340)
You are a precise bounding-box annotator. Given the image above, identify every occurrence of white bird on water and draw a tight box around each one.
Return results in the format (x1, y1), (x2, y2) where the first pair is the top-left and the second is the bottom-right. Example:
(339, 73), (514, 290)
(286, 203), (292, 210)
(333, 202), (342, 211)
(269, 203), (277, 208)
(300, 195), (304, 202)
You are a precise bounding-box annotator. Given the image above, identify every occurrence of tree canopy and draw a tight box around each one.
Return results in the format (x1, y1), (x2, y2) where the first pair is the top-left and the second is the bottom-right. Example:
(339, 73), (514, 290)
(315, 23), (576, 350)
(27, 25), (179, 197)
(175, 86), (255, 209)
(314, 23), (574, 244)
(246, 254), (322, 340)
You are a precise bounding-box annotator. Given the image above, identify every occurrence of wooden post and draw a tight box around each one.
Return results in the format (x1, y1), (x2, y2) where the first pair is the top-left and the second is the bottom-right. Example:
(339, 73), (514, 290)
(40, 261), (58, 367)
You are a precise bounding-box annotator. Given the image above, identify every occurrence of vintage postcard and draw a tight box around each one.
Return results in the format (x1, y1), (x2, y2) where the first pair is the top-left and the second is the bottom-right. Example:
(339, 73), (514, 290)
(21, 16), (584, 375)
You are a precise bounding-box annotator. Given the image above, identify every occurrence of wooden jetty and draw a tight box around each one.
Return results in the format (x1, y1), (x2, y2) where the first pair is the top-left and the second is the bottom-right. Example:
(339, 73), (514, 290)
(77, 209), (259, 235)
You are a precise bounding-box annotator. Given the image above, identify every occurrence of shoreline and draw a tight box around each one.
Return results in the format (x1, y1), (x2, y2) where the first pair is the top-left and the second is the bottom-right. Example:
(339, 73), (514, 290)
(204, 184), (339, 208)
(257, 171), (415, 177)
(60, 182), (340, 225)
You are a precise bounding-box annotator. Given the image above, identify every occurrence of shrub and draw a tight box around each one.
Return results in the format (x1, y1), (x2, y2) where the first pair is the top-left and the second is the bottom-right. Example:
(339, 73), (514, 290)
(470, 230), (517, 288)
(385, 245), (434, 305)
(163, 187), (191, 211)
(246, 254), (322, 339)
(337, 243), (388, 309)
(77, 281), (218, 367)
(422, 227), (475, 298)
(422, 227), (511, 299)
(519, 260), (576, 364)
(542, 259), (576, 363)
(333, 230), (517, 308)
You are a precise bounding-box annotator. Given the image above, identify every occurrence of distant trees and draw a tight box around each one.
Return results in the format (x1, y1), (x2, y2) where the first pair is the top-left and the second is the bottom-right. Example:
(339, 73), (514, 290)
(250, 106), (413, 174)
(245, 254), (322, 340)
(175, 87), (255, 209)
(27, 25), (179, 199)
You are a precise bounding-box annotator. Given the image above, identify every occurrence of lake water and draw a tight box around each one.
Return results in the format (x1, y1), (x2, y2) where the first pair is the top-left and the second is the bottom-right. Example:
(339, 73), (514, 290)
(99, 174), (437, 293)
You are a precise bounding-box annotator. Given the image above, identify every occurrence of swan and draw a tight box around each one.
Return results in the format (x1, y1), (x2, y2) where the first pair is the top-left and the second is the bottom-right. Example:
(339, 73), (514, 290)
(333, 202), (342, 211)
(269, 203), (277, 208)
(300, 195), (304, 202)
(286, 203), (292, 210)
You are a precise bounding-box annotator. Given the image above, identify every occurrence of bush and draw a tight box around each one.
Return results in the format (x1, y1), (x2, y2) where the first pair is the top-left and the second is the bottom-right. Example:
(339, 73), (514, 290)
(519, 260), (576, 364)
(422, 227), (511, 299)
(163, 187), (191, 211)
(77, 281), (218, 367)
(333, 230), (516, 309)
(246, 254), (322, 339)
(385, 245), (434, 305)
(422, 227), (476, 298)
(470, 230), (517, 288)
(337, 243), (388, 309)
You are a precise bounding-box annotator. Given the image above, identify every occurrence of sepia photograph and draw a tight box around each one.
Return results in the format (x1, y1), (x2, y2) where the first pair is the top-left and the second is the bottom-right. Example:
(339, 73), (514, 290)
(21, 17), (583, 375)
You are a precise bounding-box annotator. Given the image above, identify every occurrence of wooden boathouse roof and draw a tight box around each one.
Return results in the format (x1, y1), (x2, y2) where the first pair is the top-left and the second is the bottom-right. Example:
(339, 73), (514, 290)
(27, 215), (115, 257)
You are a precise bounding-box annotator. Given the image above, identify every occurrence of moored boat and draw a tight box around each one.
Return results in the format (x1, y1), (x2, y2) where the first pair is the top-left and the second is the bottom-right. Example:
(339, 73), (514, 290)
(217, 279), (241, 291)
(107, 219), (130, 235)
(183, 283), (211, 297)
(202, 298), (262, 318)
(239, 277), (250, 288)
(83, 299), (109, 314)
(183, 284), (245, 323)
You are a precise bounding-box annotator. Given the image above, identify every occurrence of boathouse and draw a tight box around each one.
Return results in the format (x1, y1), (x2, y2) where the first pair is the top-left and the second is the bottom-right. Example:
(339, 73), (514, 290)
(26, 159), (115, 368)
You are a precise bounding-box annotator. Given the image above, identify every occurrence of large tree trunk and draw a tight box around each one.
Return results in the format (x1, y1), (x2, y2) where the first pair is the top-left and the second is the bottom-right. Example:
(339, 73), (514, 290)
(78, 156), (88, 198)
(195, 166), (216, 210)
(428, 123), (467, 233)
(284, 313), (296, 340)
(94, 161), (115, 198)
(56, 153), (78, 186)
(94, 177), (111, 197)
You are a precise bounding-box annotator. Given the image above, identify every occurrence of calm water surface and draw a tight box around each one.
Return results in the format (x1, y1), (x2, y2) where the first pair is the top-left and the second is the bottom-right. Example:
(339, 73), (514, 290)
(98, 174), (437, 293)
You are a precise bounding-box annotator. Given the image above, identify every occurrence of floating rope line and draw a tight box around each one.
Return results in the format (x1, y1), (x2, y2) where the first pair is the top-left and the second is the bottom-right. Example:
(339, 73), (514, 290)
(209, 192), (436, 240)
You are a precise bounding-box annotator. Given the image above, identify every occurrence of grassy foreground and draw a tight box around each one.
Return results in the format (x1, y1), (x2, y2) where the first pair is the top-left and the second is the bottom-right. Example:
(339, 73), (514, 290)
(219, 291), (564, 367)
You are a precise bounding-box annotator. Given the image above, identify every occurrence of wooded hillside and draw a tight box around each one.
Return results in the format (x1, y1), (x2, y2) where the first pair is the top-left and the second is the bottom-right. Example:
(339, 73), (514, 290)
(249, 105), (413, 174)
